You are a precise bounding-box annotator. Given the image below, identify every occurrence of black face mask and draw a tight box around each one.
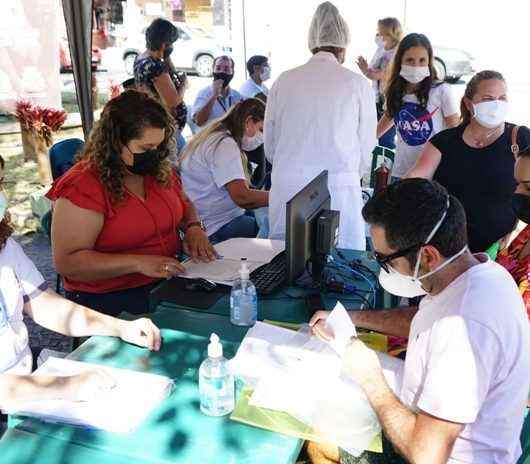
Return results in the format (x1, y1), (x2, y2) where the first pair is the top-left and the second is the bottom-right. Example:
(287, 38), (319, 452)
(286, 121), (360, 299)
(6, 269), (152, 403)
(126, 148), (161, 176)
(163, 45), (174, 59)
(213, 72), (233, 88)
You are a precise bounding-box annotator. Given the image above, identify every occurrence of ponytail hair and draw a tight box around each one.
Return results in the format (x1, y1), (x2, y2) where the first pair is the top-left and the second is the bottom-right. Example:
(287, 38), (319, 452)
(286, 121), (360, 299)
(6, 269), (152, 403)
(460, 70), (505, 126)
(180, 97), (266, 163)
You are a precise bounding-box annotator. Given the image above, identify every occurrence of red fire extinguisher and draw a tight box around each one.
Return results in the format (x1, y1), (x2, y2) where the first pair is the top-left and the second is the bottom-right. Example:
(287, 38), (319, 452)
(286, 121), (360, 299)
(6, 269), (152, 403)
(374, 156), (391, 194)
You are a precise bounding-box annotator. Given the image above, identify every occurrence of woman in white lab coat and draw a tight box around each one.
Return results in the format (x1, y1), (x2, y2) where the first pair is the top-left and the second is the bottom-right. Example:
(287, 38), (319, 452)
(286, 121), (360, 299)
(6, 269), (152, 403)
(264, 2), (377, 250)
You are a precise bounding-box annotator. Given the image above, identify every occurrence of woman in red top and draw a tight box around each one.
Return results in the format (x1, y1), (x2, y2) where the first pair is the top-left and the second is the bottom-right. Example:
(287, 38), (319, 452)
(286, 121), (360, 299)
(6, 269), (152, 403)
(47, 90), (215, 316)
(497, 146), (530, 322)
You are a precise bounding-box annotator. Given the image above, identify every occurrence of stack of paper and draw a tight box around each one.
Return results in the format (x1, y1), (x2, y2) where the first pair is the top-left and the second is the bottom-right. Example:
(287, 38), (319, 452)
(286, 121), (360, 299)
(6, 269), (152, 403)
(230, 303), (386, 456)
(3, 357), (174, 433)
(182, 238), (285, 283)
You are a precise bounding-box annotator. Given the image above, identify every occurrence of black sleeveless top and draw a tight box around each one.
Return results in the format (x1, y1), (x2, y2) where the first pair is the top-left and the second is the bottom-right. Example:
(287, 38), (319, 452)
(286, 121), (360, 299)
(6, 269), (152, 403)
(432, 123), (530, 253)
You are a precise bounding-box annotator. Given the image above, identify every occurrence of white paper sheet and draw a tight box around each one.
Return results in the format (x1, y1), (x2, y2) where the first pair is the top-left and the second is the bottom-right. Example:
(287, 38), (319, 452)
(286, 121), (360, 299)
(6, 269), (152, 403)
(214, 238), (285, 262)
(233, 319), (381, 457)
(249, 358), (380, 457)
(228, 322), (308, 385)
(301, 302), (357, 358)
(182, 259), (261, 282)
(3, 357), (173, 433)
(181, 238), (285, 284)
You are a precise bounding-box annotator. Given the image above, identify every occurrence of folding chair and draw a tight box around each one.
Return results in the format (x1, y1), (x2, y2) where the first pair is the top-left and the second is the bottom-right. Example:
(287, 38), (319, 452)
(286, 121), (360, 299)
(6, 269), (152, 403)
(44, 138), (84, 294)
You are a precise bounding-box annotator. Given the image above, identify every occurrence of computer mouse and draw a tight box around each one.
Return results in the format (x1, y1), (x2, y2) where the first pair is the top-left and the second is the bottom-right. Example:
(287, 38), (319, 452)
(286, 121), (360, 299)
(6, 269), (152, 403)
(185, 278), (217, 292)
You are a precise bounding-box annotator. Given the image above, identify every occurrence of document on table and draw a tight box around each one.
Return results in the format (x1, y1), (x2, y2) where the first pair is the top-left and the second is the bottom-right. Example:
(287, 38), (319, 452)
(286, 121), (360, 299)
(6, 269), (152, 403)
(181, 238), (285, 283)
(3, 357), (174, 433)
(231, 310), (379, 457)
(229, 321), (309, 385)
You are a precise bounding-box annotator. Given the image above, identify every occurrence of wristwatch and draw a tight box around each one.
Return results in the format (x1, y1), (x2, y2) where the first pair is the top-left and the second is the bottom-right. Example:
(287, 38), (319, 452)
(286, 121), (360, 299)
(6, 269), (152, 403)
(185, 220), (205, 232)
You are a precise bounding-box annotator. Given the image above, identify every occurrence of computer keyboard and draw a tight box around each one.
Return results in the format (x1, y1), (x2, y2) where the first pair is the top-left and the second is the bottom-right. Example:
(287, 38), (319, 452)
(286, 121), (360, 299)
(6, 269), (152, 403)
(250, 252), (288, 294)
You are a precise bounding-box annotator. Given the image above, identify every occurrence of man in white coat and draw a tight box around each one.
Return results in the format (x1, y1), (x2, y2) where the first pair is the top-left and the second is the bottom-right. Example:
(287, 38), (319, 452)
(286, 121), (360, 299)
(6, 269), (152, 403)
(265, 2), (377, 250)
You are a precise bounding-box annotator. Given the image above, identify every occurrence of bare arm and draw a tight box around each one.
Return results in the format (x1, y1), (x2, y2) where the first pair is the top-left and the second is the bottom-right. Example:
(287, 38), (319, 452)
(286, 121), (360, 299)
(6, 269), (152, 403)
(24, 288), (161, 350)
(377, 112), (395, 138)
(0, 374), (73, 406)
(445, 113), (460, 128)
(406, 142), (442, 179)
(52, 199), (184, 281)
(25, 288), (124, 337)
(179, 188), (202, 229)
(364, 371), (463, 462)
(365, 68), (385, 81)
(177, 188), (217, 262)
(193, 96), (217, 126)
(152, 72), (182, 110)
(348, 306), (417, 338)
(52, 199), (143, 281)
(310, 306), (417, 339)
(225, 179), (269, 209)
(193, 80), (223, 127)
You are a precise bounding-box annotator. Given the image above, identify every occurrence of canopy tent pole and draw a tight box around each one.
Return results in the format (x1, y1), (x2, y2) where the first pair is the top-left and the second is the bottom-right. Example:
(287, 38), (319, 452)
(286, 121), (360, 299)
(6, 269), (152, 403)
(62, 0), (94, 139)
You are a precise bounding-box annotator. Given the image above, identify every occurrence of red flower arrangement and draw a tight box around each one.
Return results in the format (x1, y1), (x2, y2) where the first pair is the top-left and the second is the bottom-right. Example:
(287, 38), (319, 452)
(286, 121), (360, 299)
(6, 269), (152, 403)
(14, 100), (67, 146)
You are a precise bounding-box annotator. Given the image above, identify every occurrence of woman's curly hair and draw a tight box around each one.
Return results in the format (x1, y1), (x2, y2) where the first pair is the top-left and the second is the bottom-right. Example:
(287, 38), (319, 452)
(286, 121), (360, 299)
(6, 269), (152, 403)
(0, 212), (15, 250)
(78, 90), (176, 203)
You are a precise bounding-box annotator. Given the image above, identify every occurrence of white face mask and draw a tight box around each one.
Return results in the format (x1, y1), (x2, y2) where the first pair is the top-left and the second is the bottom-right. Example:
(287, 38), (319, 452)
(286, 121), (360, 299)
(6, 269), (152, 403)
(377, 197), (469, 298)
(472, 100), (508, 129)
(400, 64), (430, 84)
(375, 35), (384, 48)
(241, 131), (264, 151)
(260, 65), (271, 81)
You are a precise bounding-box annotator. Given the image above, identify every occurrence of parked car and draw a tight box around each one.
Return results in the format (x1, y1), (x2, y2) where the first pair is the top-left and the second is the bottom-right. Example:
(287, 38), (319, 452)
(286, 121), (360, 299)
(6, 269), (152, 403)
(122, 22), (231, 77)
(60, 37), (102, 73)
(433, 46), (474, 83)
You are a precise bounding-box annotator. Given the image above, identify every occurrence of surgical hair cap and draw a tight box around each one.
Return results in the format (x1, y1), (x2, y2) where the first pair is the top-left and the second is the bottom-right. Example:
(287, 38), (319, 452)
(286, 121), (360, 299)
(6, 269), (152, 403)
(308, 2), (350, 51)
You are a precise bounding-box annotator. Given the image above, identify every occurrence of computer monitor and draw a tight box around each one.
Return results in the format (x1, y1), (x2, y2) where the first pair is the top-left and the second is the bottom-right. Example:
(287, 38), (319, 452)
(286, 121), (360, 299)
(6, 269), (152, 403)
(286, 170), (331, 285)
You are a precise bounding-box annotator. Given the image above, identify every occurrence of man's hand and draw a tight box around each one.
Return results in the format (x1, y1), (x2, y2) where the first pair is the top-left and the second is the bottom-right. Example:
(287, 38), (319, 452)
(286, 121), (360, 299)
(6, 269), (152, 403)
(308, 310), (333, 341)
(183, 227), (216, 263)
(342, 337), (383, 389)
(117, 318), (162, 351)
(212, 79), (224, 97)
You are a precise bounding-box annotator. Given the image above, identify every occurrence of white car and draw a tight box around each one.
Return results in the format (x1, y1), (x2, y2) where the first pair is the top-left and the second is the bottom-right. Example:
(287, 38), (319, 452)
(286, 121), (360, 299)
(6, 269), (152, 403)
(123, 23), (231, 77)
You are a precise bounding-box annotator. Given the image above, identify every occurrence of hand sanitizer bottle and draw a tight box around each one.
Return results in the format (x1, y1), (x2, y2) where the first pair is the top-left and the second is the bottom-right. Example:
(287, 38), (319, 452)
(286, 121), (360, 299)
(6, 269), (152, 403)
(230, 258), (257, 326)
(199, 333), (234, 416)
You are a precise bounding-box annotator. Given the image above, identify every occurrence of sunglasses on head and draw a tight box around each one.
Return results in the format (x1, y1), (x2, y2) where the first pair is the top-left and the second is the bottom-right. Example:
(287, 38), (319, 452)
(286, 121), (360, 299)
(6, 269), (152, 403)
(371, 243), (423, 273)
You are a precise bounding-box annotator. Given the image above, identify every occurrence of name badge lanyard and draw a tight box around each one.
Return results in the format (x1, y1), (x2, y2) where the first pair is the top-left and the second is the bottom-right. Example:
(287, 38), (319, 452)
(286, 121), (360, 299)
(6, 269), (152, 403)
(217, 95), (232, 113)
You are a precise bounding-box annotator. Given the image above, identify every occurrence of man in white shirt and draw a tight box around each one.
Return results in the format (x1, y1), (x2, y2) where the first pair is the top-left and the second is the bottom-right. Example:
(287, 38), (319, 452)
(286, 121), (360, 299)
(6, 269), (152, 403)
(309, 179), (530, 464)
(265, 2), (377, 250)
(192, 55), (242, 130)
(239, 55), (270, 99)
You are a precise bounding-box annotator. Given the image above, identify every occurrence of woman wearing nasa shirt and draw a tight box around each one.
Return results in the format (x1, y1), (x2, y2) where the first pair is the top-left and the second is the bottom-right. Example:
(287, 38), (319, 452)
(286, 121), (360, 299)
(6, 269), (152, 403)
(377, 33), (459, 179)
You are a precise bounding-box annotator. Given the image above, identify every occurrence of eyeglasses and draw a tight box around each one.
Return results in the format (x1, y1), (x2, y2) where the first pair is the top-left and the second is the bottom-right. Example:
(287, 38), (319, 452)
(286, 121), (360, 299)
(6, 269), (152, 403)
(371, 243), (423, 273)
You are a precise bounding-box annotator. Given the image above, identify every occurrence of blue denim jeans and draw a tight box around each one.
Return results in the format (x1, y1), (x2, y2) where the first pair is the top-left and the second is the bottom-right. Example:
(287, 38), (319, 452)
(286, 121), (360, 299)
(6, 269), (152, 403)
(209, 214), (258, 244)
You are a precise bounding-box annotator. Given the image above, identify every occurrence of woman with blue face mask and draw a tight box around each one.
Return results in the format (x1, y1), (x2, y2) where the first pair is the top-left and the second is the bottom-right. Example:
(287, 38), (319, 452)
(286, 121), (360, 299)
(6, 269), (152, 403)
(377, 33), (460, 180)
(408, 70), (530, 255)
